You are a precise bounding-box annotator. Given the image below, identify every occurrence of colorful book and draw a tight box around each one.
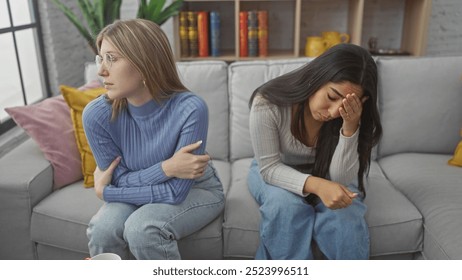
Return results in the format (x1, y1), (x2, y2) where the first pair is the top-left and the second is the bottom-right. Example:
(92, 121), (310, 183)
(209, 11), (220, 57)
(187, 11), (198, 57)
(197, 11), (209, 57)
(239, 11), (248, 57)
(247, 11), (258, 57)
(179, 12), (189, 57)
(257, 11), (268, 57)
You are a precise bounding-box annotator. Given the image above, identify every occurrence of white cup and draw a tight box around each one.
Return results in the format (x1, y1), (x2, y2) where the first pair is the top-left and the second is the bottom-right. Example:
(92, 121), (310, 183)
(89, 253), (121, 260)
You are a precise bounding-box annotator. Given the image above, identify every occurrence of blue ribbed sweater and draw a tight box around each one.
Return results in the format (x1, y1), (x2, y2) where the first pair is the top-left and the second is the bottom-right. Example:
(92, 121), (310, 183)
(82, 92), (208, 205)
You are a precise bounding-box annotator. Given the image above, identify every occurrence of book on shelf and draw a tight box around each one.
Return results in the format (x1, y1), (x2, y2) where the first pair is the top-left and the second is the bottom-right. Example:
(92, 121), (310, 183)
(179, 12), (189, 57)
(247, 10), (258, 57)
(239, 11), (248, 57)
(257, 11), (268, 57)
(197, 11), (209, 57)
(209, 11), (220, 57)
(187, 11), (198, 57)
(178, 10), (220, 58)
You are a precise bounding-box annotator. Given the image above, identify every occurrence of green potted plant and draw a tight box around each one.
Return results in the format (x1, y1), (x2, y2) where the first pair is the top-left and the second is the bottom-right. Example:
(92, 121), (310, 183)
(136, 0), (184, 26)
(51, 0), (122, 54)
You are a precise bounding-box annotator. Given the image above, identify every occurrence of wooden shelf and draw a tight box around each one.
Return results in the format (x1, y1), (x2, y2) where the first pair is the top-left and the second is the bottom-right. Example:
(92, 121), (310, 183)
(173, 0), (432, 61)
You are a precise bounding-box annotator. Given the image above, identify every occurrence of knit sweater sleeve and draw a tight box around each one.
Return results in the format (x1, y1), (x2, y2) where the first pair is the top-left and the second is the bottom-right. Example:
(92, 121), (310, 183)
(102, 96), (209, 205)
(328, 127), (360, 185)
(249, 96), (310, 197)
(82, 96), (124, 174)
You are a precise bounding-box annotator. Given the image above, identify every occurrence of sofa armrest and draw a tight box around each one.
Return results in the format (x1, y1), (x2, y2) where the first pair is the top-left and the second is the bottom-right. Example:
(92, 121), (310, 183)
(0, 138), (53, 259)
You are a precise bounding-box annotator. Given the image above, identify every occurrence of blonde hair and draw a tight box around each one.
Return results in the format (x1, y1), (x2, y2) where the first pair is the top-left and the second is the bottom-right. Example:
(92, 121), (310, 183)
(96, 19), (188, 119)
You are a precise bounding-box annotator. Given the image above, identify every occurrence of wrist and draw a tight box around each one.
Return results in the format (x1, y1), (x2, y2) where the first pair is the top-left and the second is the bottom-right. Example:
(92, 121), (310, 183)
(304, 176), (320, 195)
(95, 183), (106, 200)
(162, 159), (174, 177)
(341, 124), (358, 137)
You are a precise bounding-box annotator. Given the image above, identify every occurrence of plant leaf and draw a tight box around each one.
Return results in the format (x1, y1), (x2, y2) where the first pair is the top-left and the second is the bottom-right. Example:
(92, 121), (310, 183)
(51, 0), (94, 47)
(157, 0), (183, 25)
(150, 0), (166, 20)
(51, 0), (122, 54)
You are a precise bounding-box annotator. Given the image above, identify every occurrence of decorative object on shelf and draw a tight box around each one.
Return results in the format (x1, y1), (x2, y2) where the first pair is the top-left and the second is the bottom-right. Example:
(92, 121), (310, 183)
(257, 11), (268, 57)
(136, 0), (184, 26)
(179, 11), (189, 56)
(197, 11), (209, 57)
(247, 11), (258, 57)
(305, 36), (327, 57)
(368, 37), (410, 56)
(51, 0), (122, 55)
(239, 11), (248, 57)
(209, 11), (220, 57)
(187, 11), (198, 57)
(322, 31), (349, 49)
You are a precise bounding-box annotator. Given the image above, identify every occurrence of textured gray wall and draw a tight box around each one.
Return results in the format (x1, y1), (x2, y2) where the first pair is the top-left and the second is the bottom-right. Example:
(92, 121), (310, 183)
(39, 0), (462, 95)
(39, 0), (94, 94)
(427, 0), (462, 56)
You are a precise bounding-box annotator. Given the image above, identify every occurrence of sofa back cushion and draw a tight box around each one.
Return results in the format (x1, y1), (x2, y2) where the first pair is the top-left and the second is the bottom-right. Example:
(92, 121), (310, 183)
(228, 58), (311, 161)
(177, 61), (229, 160)
(377, 56), (462, 158)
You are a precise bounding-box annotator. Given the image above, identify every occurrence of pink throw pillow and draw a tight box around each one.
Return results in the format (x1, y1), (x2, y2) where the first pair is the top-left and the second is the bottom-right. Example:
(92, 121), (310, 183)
(5, 96), (83, 190)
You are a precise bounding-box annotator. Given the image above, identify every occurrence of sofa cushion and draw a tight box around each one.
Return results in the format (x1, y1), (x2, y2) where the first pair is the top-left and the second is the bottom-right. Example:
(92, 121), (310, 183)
(30, 182), (103, 255)
(228, 58), (311, 161)
(379, 153), (462, 259)
(223, 159), (423, 258)
(377, 56), (462, 158)
(30, 160), (231, 260)
(60, 86), (107, 187)
(364, 161), (423, 257)
(5, 96), (82, 190)
(448, 138), (462, 167)
(223, 158), (259, 258)
(178, 61), (230, 161)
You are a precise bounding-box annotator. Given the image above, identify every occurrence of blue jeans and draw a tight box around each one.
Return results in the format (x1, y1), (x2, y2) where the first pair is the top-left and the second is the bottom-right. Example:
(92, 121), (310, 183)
(87, 162), (224, 260)
(248, 160), (369, 260)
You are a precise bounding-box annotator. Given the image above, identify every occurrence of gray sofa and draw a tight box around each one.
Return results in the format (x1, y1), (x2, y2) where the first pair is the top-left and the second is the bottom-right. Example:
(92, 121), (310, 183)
(1, 56), (461, 260)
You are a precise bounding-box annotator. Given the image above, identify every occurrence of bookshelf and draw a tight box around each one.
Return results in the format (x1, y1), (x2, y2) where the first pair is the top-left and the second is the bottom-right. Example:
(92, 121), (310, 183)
(173, 0), (432, 61)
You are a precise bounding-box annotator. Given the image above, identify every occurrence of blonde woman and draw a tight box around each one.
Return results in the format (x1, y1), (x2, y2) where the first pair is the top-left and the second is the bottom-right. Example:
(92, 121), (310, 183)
(82, 19), (224, 259)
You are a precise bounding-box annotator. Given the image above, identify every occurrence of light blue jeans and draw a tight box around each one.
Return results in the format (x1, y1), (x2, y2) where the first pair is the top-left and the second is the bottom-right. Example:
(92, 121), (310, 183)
(248, 160), (369, 260)
(87, 162), (224, 260)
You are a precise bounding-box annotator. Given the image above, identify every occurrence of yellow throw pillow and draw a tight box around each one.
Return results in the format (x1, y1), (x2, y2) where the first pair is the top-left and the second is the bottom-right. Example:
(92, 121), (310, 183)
(61, 85), (107, 187)
(448, 140), (462, 167)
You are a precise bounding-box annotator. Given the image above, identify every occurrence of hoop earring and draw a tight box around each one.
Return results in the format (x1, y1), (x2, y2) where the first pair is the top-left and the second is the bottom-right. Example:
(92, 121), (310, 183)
(143, 80), (147, 88)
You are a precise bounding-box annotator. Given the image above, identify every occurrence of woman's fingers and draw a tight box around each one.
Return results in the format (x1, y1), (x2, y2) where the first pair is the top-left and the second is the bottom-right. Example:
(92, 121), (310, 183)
(106, 156), (121, 174)
(179, 140), (203, 153)
(343, 94), (361, 114)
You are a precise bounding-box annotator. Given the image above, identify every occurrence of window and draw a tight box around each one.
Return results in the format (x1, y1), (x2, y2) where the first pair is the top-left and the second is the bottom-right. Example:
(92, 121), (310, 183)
(0, 0), (50, 134)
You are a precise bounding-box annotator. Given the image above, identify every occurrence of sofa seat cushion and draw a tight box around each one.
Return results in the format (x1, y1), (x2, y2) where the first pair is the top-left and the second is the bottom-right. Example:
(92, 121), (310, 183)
(379, 153), (462, 260)
(223, 159), (422, 259)
(30, 182), (103, 256)
(364, 161), (423, 257)
(31, 160), (231, 260)
(223, 158), (259, 258)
